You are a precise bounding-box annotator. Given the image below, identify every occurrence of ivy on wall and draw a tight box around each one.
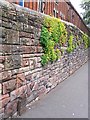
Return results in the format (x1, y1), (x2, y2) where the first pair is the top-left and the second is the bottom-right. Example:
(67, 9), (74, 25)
(82, 33), (90, 49)
(66, 35), (75, 53)
(40, 17), (67, 66)
(40, 16), (90, 66)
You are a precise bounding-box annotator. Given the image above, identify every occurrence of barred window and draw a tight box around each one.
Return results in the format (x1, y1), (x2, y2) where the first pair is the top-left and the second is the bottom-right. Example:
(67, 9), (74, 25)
(39, 0), (45, 13)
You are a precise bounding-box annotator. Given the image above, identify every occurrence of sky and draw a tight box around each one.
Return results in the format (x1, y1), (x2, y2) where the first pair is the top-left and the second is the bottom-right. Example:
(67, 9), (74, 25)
(70, 0), (84, 17)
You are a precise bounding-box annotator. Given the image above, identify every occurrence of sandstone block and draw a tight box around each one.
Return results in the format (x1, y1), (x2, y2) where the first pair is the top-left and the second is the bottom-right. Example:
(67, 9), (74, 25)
(19, 32), (31, 38)
(0, 96), (10, 109)
(8, 11), (17, 21)
(25, 73), (32, 82)
(38, 86), (46, 97)
(0, 108), (4, 114)
(21, 58), (29, 67)
(0, 63), (4, 72)
(11, 45), (20, 54)
(26, 83), (32, 97)
(4, 99), (18, 117)
(27, 90), (38, 103)
(31, 72), (40, 81)
(10, 85), (27, 101)
(0, 94), (9, 100)
(12, 54), (21, 69)
(20, 45), (36, 54)
(37, 46), (43, 53)
(0, 83), (2, 94)
(32, 82), (39, 91)
(17, 22), (23, 31)
(2, 18), (10, 28)
(29, 58), (36, 70)
(3, 79), (16, 94)
(0, 70), (12, 81)
(0, 112), (4, 119)
(16, 73), (26, 88)
(20, 37), (30, 45)
(4, 55), (13, 69)
(6, 30), (19, 44)
(0, 56), (5, 63)
(2, 45), (11, 55)
(2, 9), (8, 18)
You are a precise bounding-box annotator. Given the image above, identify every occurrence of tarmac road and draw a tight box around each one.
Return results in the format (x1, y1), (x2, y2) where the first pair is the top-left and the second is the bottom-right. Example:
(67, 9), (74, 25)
(20, 61), (88, 118)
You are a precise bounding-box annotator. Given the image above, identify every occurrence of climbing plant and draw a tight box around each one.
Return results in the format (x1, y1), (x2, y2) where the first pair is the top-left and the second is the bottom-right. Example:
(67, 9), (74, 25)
(40, 16), (90, 66)
(66, 35), (75, 53)
(82, 33), (90, 48)
(40, 16), (67, 66)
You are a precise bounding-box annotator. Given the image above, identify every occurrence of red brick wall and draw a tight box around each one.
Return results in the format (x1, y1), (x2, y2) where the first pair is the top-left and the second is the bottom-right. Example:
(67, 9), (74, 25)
(6, 0), (90, 35)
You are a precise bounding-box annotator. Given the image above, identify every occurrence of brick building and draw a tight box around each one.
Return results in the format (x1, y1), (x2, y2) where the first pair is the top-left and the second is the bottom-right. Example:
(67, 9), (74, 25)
(6, 0), (90, 35)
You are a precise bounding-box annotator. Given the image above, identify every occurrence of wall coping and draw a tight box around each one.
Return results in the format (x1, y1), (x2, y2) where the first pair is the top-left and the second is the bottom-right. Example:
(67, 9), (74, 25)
(0, 0), (84, 35)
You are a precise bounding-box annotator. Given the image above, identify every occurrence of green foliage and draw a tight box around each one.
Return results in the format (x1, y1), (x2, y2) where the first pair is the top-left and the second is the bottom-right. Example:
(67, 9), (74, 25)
(55, 49), (61, 60)
(59, 23), (67, 46)
(82, 33), (90, 48)
(40, 17), (67, 66)
(40, 16), (90, 66)
(67, 35), (75, 53)
(44, 17), (67, 44)
(77, 40), (81, 46)
(61, 48), (64, 55)
(40, 26), (51, 48)
(75, 42), (78, 48)
(41, 54), (49, 66)
(88, 37), (90, 47)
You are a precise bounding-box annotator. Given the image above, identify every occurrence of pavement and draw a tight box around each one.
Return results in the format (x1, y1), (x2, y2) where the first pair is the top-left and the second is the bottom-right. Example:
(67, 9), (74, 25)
(20, 61), (88, 118)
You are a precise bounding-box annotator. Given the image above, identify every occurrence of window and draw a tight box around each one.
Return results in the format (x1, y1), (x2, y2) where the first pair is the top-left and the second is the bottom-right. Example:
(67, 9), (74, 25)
(53, 8), (58, 18)
(39, 0), (45, 13)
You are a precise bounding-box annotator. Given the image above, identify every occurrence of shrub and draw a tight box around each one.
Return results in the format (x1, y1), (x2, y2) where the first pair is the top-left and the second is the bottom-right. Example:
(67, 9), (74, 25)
(66, 35), (75, 53)
(40, 16), (90, 66)
(82, 33), (90, 48)
(40, 17), (67, 66)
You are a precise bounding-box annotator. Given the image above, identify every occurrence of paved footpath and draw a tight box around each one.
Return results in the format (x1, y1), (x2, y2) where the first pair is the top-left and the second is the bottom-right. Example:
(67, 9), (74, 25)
(20, 61), (88, 118)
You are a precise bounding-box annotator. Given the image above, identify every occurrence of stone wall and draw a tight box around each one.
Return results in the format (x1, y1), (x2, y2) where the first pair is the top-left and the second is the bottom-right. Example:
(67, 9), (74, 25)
(0, 1), (89, 119)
